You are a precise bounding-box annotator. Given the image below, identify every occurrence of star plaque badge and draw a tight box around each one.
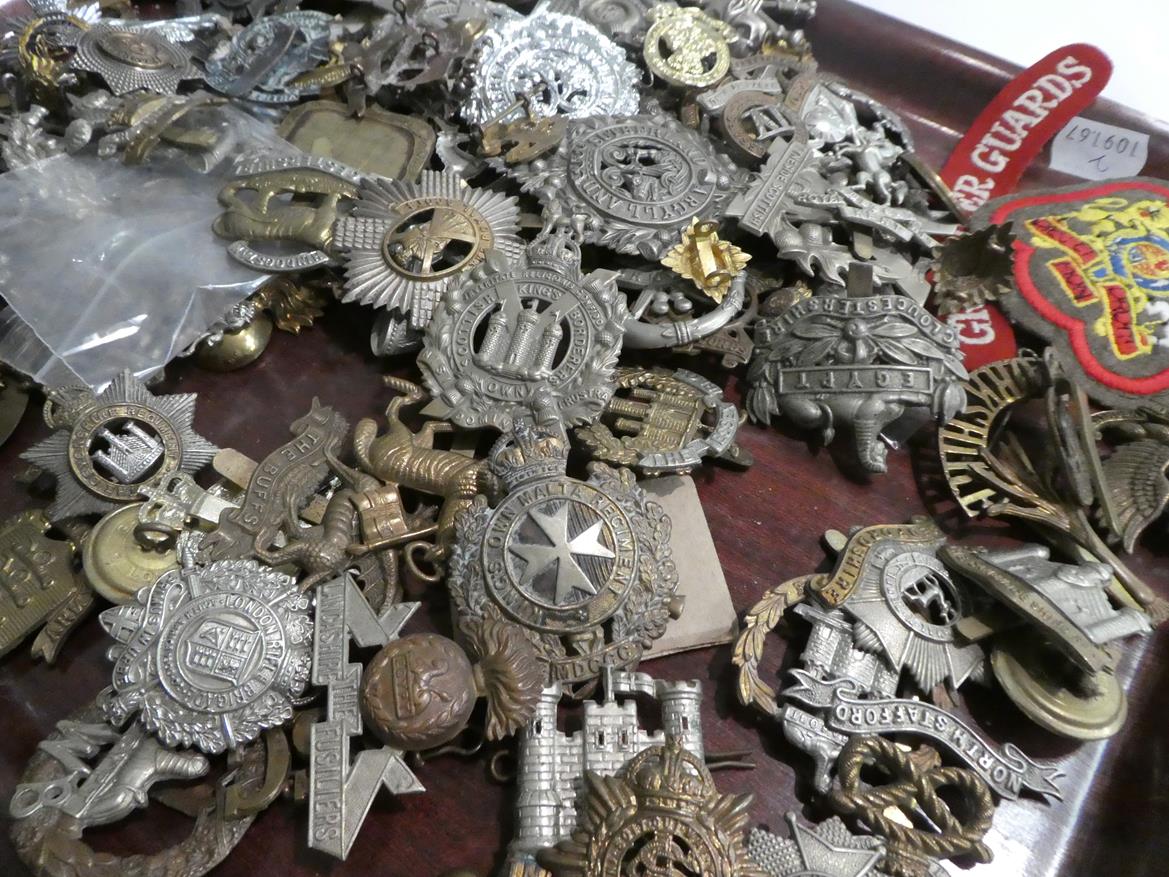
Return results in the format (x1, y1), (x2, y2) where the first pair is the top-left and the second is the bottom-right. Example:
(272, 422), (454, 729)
(100, 558), (313, 753)
(21, 371), (218, 522)
(448, 424), (679, 688)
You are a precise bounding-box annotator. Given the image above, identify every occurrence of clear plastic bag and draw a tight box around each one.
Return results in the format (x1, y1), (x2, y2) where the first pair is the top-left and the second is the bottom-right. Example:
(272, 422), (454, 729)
(0, 151), (271, 389)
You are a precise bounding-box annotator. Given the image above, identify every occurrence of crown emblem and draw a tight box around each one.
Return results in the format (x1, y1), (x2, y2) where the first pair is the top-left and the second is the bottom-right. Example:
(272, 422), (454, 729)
(489, 422), (570, 489)
(525, 229), (581, 271)
(624, 737), (712, 809)
(536, 735), (762, 877)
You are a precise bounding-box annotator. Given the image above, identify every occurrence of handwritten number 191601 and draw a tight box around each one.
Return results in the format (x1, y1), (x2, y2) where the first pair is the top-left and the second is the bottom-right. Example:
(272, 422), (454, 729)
(1064, 123), (1144, 158)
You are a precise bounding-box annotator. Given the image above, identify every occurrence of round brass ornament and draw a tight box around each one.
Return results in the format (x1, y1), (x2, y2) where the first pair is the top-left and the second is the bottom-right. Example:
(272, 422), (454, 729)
(362, 633), (478, 752)
(195, 314), (274, 372)
(83, 503), (180, 604)
(361, 619), (544, 749)
(990, 632), (1127, 741)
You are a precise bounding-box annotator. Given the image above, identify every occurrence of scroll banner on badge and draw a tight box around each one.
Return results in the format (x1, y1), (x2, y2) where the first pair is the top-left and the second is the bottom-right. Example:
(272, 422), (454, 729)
(784, 672), (1065, 802)
(937, 44), (1112, 369)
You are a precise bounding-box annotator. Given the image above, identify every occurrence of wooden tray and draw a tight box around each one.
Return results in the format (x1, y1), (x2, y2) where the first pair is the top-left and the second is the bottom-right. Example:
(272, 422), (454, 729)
(1, 1), (1165, 875)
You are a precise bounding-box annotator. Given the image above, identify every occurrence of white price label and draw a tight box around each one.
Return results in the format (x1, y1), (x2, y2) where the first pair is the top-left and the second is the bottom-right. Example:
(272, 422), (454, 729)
(1051, 116), (1149, 180)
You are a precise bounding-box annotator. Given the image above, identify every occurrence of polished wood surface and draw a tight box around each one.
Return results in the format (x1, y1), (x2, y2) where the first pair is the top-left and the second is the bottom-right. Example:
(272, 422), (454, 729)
(2, 1), (1167, 875)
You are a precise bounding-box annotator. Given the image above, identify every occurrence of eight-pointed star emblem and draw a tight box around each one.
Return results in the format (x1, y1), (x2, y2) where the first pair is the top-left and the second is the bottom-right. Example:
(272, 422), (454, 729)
(21, 370), (218, 522)
(333, 171), (523, 329)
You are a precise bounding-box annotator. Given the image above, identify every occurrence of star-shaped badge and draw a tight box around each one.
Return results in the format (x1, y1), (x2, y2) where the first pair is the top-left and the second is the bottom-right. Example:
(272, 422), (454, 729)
(22, 370), (217, 521)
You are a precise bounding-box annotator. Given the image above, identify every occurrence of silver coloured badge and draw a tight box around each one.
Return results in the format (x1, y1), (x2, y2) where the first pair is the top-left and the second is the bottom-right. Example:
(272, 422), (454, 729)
(9, 718), (208, 828)
(122, 13), (233, 47)
(793, 185), (956, 252)
(557, 0), (655, 45)
(137, 471), (237, 537)
(746, 288), (968, 473)
(448, 425), (679, 688)
(941, 544), (1152, 670)
(22, 371), (218, 522)
(831, 528), (981, 692)
(621, 270), (750, 350)
(71, 23), (198, 96)
(508, 113), (749, 259)
(414, 0), (522, 29)
(775, 218), (934, 302)
(204, 11), (333, 104)
(178, 0), (296, 23)
(780, 600), (896, 791)
(0, 104), (86, 170)
(370, 311), (424, 356)
(307, 576), (423, 860)
(702, 0), (801, 58)
(767, 590), (1062, 798)
(783, 672), (1064, 801)
(333, 171), (524, 330)
(100, 558), (313, 754)
(770, 520), (1063, 801)
(462, 9), (640, 127)
(748, 814), (885, 877)
(419, 233), (627, 431)
(725, 119), (946, 300)
(504, 668), (703, 873)
(727, 123), (825, 241)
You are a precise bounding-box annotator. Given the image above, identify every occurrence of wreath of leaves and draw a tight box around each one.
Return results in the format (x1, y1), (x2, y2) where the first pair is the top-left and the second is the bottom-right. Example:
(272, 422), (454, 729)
(731, 575), (820, 716)
(13, 698), (267, 877)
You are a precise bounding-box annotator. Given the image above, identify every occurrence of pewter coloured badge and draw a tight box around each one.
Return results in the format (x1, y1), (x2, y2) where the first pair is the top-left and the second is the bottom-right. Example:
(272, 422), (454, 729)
(204, 11), (332, 105)
(462, 10), (639, 127)
(448, 426), (678, 688)
(783, 672), (1065, 801)
(746, 293), (968, 473)
(71, 23), (197, 96)
(21, 370), (218, 522)
(508, 113), (748, 259)
(333, 171), (524, 329)
(419, 234), (627, 431)
(307, 575), (422, 860)
(940, 544), (1151, 671)
(817, 520), (983, 692)
(100, 558), (313, 754)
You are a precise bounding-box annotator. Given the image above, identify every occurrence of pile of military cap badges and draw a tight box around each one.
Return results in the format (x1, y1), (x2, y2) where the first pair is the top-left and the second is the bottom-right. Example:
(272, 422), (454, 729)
(0, 0), (1165, 875)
